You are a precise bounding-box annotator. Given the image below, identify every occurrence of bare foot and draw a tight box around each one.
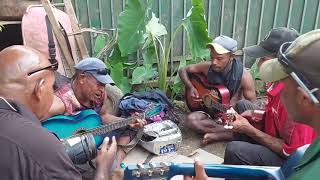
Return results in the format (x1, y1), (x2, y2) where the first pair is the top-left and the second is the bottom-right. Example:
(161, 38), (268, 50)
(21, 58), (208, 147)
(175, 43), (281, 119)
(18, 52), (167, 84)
(202, 131), (233, 146)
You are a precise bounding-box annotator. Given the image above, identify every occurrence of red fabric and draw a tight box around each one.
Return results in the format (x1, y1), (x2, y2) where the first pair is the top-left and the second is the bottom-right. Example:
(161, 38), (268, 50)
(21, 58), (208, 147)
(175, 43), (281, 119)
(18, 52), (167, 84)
(263, 82), (317, 155)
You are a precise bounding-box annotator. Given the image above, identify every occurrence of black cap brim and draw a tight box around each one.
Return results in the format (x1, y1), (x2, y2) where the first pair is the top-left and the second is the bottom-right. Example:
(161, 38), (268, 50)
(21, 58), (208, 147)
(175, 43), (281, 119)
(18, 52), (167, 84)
(243, 45), (275, 58)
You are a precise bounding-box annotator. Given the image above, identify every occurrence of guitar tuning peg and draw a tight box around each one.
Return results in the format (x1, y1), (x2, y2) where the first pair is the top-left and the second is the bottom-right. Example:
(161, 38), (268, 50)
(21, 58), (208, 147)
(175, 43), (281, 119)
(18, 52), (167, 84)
(159, 162), (169, 175)
(160, 162), (169, 167)
(134, 171), (141, 178)
(159, 169), (165, 175)
(137, 163), (145, 169)
(149, 163), (156, 169)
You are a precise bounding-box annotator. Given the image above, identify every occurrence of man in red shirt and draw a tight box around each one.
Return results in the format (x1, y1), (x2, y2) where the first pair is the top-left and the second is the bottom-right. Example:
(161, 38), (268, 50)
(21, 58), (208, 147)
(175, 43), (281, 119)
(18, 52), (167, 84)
(223, 28), (317, 166)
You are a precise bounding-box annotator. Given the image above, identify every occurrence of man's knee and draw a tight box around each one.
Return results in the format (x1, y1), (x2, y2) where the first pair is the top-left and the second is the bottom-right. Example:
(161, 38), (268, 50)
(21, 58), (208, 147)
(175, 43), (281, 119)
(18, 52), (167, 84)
(185, 113), (199, 128)
(224, 141), (249, 165)
(234, 99), (256, 114)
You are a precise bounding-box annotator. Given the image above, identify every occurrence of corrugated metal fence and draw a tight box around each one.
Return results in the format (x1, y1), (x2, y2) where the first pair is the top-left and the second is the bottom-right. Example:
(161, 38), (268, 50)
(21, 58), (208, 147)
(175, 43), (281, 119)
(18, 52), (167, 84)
(54, 0), (320, 67)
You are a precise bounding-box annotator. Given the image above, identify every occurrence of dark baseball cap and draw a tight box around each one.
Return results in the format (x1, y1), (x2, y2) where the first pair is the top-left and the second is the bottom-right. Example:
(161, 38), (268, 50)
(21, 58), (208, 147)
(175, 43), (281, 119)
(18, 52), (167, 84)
(207, 35), (237, 54)
(74, 57), (114, 84)
(244, 27), (300, 58)
(260, 29), (320, 90)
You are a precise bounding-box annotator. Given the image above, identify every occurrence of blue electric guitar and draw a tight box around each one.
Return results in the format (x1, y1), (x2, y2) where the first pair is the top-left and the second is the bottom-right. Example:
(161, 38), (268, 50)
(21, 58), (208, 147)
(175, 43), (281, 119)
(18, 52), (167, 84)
(123, 144), (309, 180)
(42, 104), (163, 147)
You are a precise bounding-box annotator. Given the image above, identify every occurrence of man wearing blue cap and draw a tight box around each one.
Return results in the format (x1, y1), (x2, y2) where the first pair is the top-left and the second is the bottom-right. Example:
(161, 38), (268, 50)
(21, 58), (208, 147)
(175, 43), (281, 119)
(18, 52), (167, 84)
(46, 57), (146, 169)
(179, 35), (256, 145)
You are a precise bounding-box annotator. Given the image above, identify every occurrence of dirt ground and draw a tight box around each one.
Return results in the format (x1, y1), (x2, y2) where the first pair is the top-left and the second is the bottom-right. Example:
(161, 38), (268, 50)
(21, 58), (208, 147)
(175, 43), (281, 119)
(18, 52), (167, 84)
(173, 101), (227, 158)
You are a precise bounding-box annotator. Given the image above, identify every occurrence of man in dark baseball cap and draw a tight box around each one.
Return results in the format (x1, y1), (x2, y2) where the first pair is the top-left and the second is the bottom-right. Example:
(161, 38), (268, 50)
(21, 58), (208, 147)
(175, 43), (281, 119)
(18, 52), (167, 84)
(260, 30), (320, 104)
(244, 27), (300, 58)
(259, 29), (320, 180)
(223, 27), (316, 167)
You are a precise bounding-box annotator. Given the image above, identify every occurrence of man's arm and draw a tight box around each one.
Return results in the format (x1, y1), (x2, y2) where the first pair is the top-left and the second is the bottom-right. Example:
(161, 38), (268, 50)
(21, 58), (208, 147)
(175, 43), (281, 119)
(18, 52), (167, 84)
(232, 113), (286, 158)
(240, 69), (256, 102)
(99, 99), (146, 127)
(178, 62), (211, 89)
(179, 62), (211, 98)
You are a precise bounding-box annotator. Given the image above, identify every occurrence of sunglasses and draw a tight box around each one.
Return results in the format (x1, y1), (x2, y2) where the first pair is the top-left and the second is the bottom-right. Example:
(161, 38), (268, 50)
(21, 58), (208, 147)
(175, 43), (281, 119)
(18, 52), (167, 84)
(84, 68), (110, 75)
(27, 61), (58, 76)
(279, 42), (319, 104)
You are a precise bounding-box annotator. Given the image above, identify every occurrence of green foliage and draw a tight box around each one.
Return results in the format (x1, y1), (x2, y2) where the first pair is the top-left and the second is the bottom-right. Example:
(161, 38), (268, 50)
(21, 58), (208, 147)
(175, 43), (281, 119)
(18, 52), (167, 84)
(110, 63), (132, 94)
(118, 0), (147, 56)
(171, 58), (187, 99)
(93, 34), (106, 57)
(93, 0), (211, 99)
(182, 0), (211, 60)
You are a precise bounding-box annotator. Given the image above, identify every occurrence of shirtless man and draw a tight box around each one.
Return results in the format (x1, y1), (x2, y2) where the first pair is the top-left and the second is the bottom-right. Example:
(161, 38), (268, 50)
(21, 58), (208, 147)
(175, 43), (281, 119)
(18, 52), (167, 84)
(179, 35), (256, 144)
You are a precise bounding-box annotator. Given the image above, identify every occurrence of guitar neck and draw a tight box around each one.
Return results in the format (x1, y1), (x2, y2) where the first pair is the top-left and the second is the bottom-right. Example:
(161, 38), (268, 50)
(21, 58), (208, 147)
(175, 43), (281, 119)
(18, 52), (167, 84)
(125, 163), (283, 180)
(85, 116), (137, 136)
(169, 163), (283, 179)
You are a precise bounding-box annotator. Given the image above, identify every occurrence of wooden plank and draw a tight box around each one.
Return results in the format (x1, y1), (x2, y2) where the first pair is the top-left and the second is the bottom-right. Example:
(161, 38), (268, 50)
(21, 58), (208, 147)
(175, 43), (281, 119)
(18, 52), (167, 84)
(41, 0), (75, 74)
(64, 0), (89, 61)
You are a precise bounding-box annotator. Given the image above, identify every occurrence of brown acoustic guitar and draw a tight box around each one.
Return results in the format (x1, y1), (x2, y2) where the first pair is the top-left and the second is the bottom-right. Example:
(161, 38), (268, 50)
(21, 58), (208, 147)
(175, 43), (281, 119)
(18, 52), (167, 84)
(185, 73), (231, 119)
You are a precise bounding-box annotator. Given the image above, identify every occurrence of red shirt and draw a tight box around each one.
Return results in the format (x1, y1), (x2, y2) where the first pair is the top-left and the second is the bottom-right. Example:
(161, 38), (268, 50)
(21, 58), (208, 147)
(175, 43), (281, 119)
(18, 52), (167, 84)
(264, 82), (317, 156)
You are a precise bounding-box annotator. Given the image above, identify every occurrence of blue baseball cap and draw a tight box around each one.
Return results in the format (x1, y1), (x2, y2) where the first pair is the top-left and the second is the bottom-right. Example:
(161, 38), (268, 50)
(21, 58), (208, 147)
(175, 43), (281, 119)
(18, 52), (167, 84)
(207, 35), (238, 54)
(74, 57), (114, 84)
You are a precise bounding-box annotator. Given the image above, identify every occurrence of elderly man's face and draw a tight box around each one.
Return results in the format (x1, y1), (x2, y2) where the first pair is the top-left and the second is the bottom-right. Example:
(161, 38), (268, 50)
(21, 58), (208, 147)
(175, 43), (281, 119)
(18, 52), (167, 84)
(82, 73), (106, 103)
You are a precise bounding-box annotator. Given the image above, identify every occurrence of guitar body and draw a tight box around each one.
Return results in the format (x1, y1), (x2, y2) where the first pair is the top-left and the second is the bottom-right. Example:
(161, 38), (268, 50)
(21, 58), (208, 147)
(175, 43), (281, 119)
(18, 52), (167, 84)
(42, 110), (104, 147)
(42, 104), (163, 148)
(186, 73), (230, 118)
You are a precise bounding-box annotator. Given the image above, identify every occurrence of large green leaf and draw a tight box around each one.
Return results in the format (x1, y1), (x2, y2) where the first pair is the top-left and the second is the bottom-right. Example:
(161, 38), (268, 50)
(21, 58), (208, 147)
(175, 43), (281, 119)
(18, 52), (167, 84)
(182, 0), (211, 60)
(93, 34), (106, 57)
(118, 0), (146, 56)
(132, 65), (157, 84)
(142, 46), (155, 66)
(172, 58), (187, 97)
(108, 44), (128, 66)
(110, 63), (131, 93)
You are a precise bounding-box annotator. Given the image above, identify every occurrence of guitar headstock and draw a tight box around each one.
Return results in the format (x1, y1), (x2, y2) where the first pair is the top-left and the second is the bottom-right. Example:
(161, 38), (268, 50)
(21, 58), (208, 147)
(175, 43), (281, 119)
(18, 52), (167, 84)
(124, 162), (173, 179)
(223, 108), (236, 129)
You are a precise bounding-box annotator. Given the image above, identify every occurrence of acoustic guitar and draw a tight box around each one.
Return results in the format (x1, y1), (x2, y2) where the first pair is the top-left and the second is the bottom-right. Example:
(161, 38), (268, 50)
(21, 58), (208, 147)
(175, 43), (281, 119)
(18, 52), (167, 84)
(186, 73), (231, 119)
(42, 104), (163, 147)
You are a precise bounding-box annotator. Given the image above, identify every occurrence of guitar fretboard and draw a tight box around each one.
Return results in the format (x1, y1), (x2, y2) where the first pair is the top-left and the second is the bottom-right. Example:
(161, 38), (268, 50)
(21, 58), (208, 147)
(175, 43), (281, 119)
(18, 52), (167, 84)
(76, 115), (142, 137)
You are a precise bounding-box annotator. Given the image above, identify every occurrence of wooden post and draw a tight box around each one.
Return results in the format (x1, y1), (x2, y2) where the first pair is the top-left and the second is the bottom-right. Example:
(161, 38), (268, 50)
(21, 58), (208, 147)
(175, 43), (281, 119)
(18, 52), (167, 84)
(41, 0), (75, 74)
(64, 0), (89, 61)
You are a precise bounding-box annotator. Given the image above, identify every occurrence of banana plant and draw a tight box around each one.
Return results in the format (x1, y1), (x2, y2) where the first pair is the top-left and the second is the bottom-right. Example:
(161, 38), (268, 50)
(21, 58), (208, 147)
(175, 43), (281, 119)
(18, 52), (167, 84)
(96, 0), (211, 96)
